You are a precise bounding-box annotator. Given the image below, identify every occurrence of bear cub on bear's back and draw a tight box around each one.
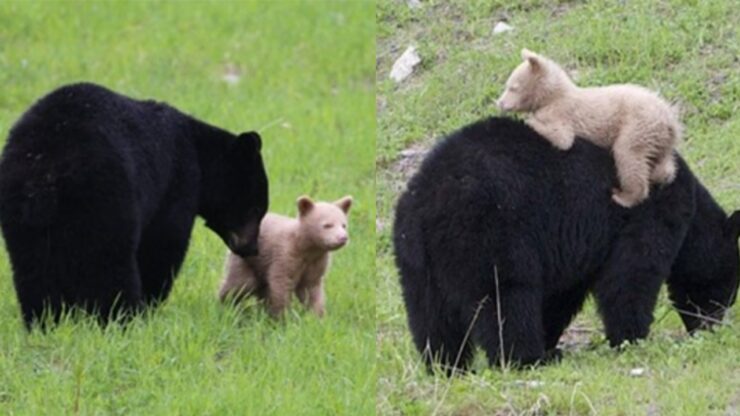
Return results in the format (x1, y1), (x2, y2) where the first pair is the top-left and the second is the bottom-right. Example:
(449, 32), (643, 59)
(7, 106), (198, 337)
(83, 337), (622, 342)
(497, 49), (682, 208)
(219, 195), (352, 317)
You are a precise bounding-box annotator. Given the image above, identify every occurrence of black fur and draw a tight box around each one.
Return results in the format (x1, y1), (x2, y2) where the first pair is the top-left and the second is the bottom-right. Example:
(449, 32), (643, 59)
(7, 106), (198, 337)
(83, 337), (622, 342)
(393, 117), (739, 371)
(0, 83), (269, 328)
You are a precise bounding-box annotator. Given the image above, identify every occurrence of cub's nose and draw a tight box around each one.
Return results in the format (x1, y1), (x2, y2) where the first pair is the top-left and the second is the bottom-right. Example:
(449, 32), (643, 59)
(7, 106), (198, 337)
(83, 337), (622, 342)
(336, 234), (349, 246)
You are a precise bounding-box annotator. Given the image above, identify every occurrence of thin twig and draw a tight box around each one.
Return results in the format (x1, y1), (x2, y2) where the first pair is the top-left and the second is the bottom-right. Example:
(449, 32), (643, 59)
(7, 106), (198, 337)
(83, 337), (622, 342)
(494, 265), (508, 371)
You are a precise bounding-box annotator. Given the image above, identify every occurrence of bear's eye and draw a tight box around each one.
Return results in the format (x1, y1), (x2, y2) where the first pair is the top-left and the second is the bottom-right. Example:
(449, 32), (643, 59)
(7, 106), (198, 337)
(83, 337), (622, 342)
(342, 223), (347, 229)
(323, 223), (333, 229)
(509, 85), (518, 93)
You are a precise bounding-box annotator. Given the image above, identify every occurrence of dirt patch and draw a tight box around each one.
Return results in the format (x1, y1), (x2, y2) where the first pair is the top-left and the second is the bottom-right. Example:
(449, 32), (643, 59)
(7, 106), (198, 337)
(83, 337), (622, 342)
(389, 140), (432, 183)
(558, 322), (598, 351)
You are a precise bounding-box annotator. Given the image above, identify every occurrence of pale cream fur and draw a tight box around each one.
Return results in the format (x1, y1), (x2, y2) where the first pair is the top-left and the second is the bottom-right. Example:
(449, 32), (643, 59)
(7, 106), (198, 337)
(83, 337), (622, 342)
(497, 49), (682, 207)
(218, 195), (352, 318)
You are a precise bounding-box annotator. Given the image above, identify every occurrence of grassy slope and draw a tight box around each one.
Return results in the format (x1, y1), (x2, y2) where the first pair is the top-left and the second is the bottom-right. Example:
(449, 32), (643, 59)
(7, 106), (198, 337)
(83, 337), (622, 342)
(0, 2), (375, 415)
(377, 0), (739, 414)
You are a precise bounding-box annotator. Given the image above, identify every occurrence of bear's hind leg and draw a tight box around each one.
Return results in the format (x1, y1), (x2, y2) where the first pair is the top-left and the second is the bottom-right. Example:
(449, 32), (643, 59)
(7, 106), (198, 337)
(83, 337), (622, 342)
(407, 302), (475, 375)
(3, 208), (143, 328)
(474, 283), (546, 368)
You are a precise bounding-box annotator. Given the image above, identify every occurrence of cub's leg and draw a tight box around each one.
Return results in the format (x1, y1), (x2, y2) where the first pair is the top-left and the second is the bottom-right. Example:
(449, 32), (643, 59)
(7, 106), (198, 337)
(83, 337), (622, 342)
(649, 151), (677, 184)
(218, 254), (261, 303)
(265, 263), (298, 317)
(297, 282), (326, 317)
(611, 134), (651, 207)
(526, 114), (575, 150)
(296, 257), (329, 317)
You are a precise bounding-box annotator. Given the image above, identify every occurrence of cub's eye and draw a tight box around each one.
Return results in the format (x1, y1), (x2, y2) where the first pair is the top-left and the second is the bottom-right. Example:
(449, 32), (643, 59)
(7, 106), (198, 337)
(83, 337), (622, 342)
(323, 223), (333, 229)
(508, 86), (518, 93)
(342, 224), (347, 229)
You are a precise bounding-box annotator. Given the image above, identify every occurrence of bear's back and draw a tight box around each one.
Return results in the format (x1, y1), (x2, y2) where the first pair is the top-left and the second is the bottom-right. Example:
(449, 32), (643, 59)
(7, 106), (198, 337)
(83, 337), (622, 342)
(6, 83), (186, 156)
(0, 83), (203, 228)
(395, 117), (696, 288)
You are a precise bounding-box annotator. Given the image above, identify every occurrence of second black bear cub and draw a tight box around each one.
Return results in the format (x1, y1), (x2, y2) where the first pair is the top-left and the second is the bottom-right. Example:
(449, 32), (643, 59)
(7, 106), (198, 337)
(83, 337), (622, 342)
(0, 82), (269, 327)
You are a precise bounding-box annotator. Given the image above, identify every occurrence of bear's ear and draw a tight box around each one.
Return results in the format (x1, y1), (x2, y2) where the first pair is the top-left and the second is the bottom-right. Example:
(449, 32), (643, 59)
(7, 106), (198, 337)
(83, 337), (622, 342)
(237, 131), (262, 152)
(728, 210), (740, 240)
(334, 196), (353, 214)
(297, 195), (314, 217)
(521, 48), (541, 71)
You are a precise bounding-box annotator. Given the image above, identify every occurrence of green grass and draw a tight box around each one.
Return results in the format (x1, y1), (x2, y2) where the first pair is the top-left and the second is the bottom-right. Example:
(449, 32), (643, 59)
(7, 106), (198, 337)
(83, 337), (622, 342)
(377, 0), (739, 414)
(0, 1), (375, 415)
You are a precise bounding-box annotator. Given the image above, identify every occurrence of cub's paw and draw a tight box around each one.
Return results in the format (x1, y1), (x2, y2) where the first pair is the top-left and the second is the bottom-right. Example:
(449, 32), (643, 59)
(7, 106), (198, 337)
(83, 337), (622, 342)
(611, 189), (643, 208)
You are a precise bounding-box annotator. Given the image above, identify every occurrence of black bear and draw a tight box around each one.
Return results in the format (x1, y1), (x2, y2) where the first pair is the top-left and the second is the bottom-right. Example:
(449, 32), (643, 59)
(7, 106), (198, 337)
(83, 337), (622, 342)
(0, 83), (269, 328)
(393, 116), (740, 371)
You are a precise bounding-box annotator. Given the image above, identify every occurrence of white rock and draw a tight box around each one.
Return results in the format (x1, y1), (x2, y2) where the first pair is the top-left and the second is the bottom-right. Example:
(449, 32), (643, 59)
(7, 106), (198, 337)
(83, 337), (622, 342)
(389, 46), (421, 83)
(407, 0), (421, 9)
(629, 367), (646, 377)
(513, 380), (544, 388)
(222, 73), (240, 85)
(376, 219), (385, 233)
(493, 21), (513, 35)
(399, 148), (422, 158)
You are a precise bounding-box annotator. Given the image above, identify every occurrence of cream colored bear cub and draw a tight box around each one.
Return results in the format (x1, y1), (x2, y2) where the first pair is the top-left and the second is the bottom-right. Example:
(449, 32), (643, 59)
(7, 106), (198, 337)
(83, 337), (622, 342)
(497, 49), (682, 208)
(218, 195), (352, 317)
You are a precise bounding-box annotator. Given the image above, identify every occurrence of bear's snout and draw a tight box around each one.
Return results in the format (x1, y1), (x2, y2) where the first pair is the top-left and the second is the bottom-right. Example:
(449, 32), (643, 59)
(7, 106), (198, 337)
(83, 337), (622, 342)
(228, 221), (261, 258)
(229, 239), (258, 258)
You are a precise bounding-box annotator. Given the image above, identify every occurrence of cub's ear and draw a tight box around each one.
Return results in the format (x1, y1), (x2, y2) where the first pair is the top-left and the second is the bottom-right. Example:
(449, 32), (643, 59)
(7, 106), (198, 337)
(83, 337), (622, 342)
(237, 131), (262, 152)
(334, 196), (353, 214)
(297, 195), (314, 216)
(728, 210), (740, 240)
(521, 48), (541, 71)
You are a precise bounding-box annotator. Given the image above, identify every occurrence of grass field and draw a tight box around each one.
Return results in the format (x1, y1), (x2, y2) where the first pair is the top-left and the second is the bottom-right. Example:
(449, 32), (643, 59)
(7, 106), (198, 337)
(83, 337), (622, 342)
(0, 2), (375, 415)
(377, 0), (739, 414)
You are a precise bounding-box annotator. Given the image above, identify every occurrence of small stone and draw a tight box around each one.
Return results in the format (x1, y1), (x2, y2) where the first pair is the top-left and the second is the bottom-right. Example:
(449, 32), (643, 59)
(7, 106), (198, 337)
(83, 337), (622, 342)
(492, 21), (513, 35)
(376, 219), (385, 233)
(222, 74), (240, 85)
(400, 148), (422, 158)
(629, 367), (646, 377)
(222, 64), (241, 85)
(389, 46), (422, 83)
(407, 0), (421, 9)
(513, 380), (544, 388)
